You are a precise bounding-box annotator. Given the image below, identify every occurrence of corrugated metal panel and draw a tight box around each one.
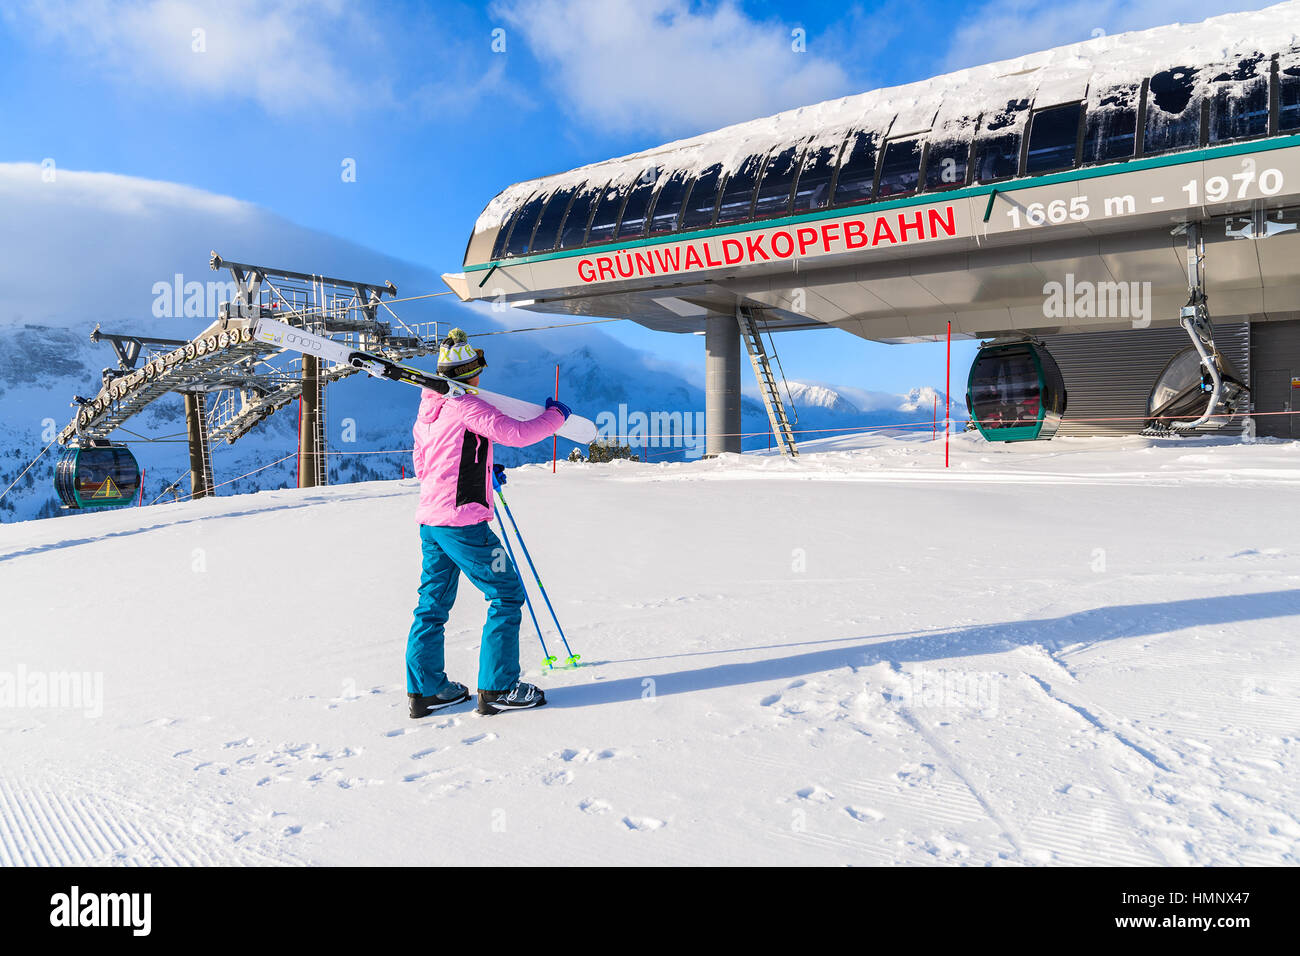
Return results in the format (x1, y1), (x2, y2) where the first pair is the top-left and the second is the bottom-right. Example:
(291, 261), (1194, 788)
(1251, 319), (1300, 438)
(1038, 323), (1250, 436)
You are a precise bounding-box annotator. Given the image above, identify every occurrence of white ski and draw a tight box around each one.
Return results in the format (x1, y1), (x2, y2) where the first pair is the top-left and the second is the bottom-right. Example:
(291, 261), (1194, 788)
(253, 319), (598, 444)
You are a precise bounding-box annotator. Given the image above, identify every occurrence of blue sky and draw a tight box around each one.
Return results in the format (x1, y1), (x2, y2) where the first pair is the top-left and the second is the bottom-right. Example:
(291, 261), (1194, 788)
(0, 0), (1273, 397)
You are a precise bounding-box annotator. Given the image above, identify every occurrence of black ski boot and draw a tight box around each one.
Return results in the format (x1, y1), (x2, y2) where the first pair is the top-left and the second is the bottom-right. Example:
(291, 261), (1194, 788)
(477, 681), (546, 716)
(408, 681), (470, 719)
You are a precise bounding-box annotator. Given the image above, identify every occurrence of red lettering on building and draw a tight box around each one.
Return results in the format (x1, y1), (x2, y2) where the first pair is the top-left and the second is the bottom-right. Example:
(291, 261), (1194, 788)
(796, 227), (819, 256)
(844, 220), (869, 249)
(654, 247), (682, 272)
(576, 202), (962, 283)
(897, 211), (925, 242)
(928, 205), (957, 237)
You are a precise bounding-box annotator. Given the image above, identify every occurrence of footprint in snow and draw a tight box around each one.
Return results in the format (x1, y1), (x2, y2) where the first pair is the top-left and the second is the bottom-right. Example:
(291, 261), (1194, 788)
(410, 747), (440, 760)
(222, 737), (255, 749)
(844, 806), (884, 823)
(384, 728), (415, 738)
(557, 748), (618, 763)
(760, 694), (782, 707)
(578, 798), (612, 815)
(543, 770), (574, 786)
(621, 816), (666, 832)
(795, 785), (835, 803)
(462, 732), (497, 746)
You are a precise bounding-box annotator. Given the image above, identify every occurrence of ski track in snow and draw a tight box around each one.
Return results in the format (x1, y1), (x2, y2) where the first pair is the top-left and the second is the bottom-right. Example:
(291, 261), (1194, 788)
(1, 433), (1298, 865)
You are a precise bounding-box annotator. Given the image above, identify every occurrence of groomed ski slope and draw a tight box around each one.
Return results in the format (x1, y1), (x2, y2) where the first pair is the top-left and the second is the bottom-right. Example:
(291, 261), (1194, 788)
(2, 432), (1298, 866)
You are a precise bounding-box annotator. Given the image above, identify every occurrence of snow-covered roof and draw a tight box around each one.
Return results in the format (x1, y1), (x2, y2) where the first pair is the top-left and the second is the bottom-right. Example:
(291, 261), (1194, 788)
(474, 2), (1300, 234)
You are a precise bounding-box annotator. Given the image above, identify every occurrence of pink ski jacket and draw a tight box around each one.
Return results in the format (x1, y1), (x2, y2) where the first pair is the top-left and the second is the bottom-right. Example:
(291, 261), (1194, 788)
(412, 389), (565, 527)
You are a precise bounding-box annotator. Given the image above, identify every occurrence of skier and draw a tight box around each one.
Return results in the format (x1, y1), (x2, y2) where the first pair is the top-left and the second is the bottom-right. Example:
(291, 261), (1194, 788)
(405, 328), (571, 718)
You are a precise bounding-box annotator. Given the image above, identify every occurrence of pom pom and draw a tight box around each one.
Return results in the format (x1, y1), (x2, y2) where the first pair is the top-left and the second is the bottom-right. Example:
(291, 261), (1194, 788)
(444, 327), (468, 346)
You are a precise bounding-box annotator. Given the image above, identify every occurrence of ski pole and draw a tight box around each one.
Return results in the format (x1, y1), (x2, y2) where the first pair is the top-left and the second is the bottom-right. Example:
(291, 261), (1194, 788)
(492, 507), (555, 669)
(492, 473), (580, 667)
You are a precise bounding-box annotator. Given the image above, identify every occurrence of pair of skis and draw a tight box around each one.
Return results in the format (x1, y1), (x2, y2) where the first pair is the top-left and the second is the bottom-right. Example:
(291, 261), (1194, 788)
(253, 319), (598, 444)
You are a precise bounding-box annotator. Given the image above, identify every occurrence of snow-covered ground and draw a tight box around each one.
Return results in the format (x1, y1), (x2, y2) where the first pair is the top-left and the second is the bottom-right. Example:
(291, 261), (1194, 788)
(2, 431), (1298, 866)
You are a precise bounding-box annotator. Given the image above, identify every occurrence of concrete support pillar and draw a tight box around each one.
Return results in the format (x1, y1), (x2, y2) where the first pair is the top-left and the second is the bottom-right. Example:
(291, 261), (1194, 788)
(298, 354), (322, 489)
(705, 312), (742, 456)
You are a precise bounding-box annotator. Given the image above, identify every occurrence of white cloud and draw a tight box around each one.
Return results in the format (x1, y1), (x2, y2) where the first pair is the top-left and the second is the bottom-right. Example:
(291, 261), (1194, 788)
(6, 0), (391, 113)
(941, 0), (1279, 71)
(0, 162), (437, 327)
(490, 0), (853, 137)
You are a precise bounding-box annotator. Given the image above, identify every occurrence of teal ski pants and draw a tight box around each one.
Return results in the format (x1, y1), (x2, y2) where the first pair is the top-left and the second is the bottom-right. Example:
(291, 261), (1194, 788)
(406, 521), (525, 695)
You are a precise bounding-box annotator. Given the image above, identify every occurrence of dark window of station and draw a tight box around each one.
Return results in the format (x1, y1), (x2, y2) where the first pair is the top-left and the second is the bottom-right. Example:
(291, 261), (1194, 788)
(831, 130), (878, 206)
(647, 170), (691, 235)
(491, 194), (529, 260)
(1208, 56), (1269, 143)
(1025, 103), (1081, 174)
(1143, 66), (1202, 154)
(504, 193), (548, 257)
(972, 99), (1029, 183)
(679, 163), (724, 230)
(616, 168), (661, 239)
(715, 152), (767, 224)
(558, 181), (603, 249)
(585, 182), (628, 244)
(491, 192), (543, 260)
(1082, 85), (1139, 164)
(529, 184), (580, 253)
(792, 136), (843, 212)
(923, 139), (970, 191)
(752, 143), (803, 218)
(1281, 63), (1300, 131)
(876, 137), (923, 197)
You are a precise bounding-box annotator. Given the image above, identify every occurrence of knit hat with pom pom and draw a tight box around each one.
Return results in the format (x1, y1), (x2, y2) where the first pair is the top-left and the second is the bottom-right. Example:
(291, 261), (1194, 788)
(437, 328), (486, 381)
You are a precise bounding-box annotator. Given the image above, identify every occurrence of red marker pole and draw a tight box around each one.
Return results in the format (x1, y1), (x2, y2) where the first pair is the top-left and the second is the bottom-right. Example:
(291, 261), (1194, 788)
(137, 467), (145, 506)
(945, 321), (952, 468)
(552, 364), (559, 474)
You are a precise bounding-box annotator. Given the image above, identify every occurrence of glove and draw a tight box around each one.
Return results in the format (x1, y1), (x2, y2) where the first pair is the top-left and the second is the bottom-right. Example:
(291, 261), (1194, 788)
(545, 397), (572, 421)
(492, 463), (507, 487)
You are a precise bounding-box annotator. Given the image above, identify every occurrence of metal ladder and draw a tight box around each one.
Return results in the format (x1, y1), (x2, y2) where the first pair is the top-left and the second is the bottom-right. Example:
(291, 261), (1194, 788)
(192, 391), (215, 498)
(736, 305), (798, 457)
(313, 368), (328, 486)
